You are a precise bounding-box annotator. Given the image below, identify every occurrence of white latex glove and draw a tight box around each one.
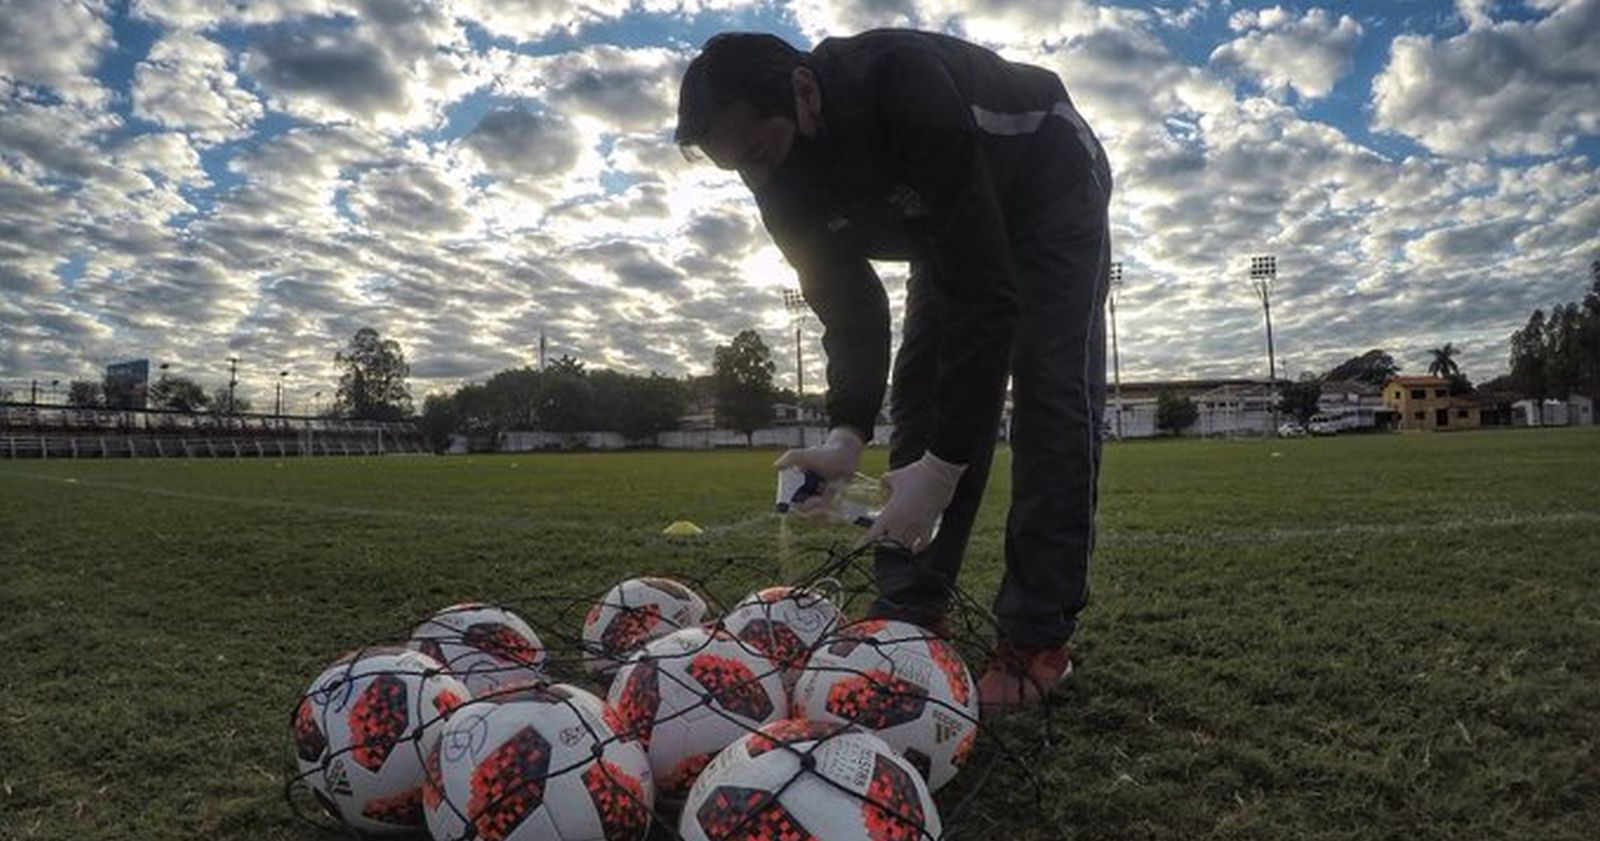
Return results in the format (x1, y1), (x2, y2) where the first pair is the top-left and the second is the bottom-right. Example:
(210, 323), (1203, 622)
(858, 452), (966, 553)
(774, 427), (866, 517)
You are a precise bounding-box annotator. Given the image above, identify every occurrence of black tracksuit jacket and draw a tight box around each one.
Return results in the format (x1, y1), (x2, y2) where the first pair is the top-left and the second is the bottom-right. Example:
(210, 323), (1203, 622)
(753, 29), (1099, 465)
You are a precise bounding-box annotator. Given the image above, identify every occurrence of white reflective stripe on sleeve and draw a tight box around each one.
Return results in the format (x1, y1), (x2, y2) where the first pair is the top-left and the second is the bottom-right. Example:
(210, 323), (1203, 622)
(969, 104), (1048, 135)
(1051, 101), (1103, 164)
(970, 102), (1102, 163)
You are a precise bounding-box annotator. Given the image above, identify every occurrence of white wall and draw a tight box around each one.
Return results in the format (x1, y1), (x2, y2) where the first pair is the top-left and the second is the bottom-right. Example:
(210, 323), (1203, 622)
(497, 425), (897, 452)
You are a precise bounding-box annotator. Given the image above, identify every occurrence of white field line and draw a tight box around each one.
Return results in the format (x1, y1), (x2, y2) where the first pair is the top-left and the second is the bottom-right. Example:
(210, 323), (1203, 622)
(1101, 510), (1600, 545)
(3, 467), (1596, 544)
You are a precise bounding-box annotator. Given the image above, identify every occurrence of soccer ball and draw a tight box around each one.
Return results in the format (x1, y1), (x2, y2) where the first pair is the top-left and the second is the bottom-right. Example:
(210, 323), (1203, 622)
(717, 586), (844, 688)
(680, 719), (942, 841)
(605, 626), (787, 800)
(425, 682), (654, 841)
(791, 619), (979, 792)
(408, 602), (547, 697)
(291, 647), (469, 835)
(582, 577), (708, 679)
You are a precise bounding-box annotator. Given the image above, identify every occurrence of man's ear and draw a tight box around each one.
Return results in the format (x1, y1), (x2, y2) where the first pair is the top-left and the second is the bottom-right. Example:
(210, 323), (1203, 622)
(792, 66), (822, 135)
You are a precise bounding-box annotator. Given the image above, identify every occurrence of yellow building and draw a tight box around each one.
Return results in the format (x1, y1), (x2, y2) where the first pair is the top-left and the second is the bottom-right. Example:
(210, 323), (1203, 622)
(1384, 376), (1480, 431)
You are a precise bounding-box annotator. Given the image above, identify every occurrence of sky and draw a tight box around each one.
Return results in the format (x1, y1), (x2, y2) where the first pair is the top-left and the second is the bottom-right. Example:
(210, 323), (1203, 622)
(1, 0), (1597, 410)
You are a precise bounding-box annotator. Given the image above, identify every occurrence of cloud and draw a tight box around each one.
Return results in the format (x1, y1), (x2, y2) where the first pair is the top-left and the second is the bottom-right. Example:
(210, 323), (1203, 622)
(0, 100), (127, 182)
(347, 163), (474, 234)
(244, 24), (410, 121)
(571, 240), (686, 293)
(488, 45), (683, 134)
(4, 0), (1597, 398)
(463, 108), (582, 176)
(131, 0), (344, 30)
(1372, 0), (1600, 156)
(787, 0), (1132, 45)
(1210, 7), (1364, 100)
(133, 30), (264, 144)
(452, 0), (632, 42)
(0, 0), (113, 106)
(239, 0), (481, 131)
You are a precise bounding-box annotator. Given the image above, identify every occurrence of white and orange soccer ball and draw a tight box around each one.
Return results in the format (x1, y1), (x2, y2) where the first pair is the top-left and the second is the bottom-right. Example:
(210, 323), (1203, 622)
(605, 626), (787, 800)
(424, 682), (654, 841)
(581, 577), (709, 679)
(717, 585), (844, 688)
(408, 602), (546, 697)
(791, 619), (979, 792)
(680, 719), (942, 841)
(291, 647), (469, 835)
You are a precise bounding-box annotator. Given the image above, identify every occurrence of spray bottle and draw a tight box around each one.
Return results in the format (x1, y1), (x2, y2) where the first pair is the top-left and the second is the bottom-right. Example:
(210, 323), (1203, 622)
(774, 468), (886, 528)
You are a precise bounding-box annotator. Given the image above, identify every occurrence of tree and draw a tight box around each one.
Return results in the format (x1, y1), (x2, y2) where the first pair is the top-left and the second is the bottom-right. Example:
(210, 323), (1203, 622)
(617, 373), (688, 442)
(1546, 303), (1583, 398)
(1155, 390), (1198, 437)
(148, 375), (209, 413)
(1325, 349), (1400, 386)
(1580, 265), (1600, 395)
(1426, 342), (1461, 379)
(1509, 309), (1549, 424)
(482, 367), (543, 432)
(335, 327), (413, 421)
(418, 393), (462, 453)
(537, 355), (593, 432)
(587, 369), (689, 442)
(1277, 379), (1322, 425)
(713, 329), (777, 445)
(66, 380), (102, 407)
(209, 386), (252, 414)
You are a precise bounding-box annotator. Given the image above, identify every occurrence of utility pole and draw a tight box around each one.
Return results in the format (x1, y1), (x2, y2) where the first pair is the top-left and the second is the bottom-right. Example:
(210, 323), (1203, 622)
(1249, 255), (1279, 436)
(227, 357), (240, 415)
(1108, 262), (1125, 440)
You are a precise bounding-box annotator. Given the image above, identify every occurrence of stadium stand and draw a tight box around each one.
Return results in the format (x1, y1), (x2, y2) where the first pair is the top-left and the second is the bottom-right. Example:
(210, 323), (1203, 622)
(0, 404), (425, 459)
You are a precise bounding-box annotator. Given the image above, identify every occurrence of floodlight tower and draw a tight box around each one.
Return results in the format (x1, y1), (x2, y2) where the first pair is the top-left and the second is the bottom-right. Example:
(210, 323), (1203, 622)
(274, 370), (289, 420)
(226, 356), (240, 415)
(782, 288), (807, 397)
(1248, 255), (1279, 436)
(1108, 262), (1125, 440)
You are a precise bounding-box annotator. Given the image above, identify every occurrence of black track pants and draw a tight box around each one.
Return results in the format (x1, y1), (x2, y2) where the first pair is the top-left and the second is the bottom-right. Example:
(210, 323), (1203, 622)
(872, 141), (1111, 648)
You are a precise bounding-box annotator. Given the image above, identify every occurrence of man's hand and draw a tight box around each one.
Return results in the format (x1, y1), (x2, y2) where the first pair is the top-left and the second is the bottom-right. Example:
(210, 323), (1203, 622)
(859, 452), (965, 553)
(775, 427), (866, 517)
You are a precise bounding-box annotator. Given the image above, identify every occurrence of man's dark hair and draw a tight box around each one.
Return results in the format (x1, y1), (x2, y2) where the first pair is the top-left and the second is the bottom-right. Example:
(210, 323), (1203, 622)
(675, 33), (806, 149)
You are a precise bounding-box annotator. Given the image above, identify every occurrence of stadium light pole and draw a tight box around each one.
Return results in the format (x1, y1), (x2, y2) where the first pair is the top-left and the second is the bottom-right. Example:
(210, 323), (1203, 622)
(226, 357), (240, 415)
(784, 287), (812, 447)
(1108, 262), (1125, 440)
(782, 288), (807, 399)
(274, 370), (289, 421)
(49, 379), (59, 405)
(1248, 255), (1280, 436)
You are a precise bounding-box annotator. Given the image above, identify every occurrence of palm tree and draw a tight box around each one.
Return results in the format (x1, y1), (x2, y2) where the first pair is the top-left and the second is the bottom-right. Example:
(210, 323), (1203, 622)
(1427, 343), (1461, 378)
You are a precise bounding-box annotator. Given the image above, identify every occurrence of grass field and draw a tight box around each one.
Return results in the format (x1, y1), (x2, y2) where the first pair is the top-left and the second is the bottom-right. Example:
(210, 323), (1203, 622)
(3, 428), (1598, 840)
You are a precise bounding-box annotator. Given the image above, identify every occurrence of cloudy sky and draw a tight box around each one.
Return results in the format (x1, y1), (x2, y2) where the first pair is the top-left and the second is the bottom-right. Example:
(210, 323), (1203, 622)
(1, 0), (1596, 409)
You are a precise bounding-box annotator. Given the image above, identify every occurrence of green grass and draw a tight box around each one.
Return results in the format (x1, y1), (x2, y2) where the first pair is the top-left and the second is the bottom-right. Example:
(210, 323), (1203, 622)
(2, 428), (1598, 840)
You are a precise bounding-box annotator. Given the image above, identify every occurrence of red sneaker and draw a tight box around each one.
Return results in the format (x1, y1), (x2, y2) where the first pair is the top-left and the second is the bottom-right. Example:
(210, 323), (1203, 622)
(977, 641), (1074, 714)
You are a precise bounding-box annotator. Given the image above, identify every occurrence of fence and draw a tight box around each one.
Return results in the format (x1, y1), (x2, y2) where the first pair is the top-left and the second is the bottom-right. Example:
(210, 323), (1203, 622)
(0, 403), (425, 459)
